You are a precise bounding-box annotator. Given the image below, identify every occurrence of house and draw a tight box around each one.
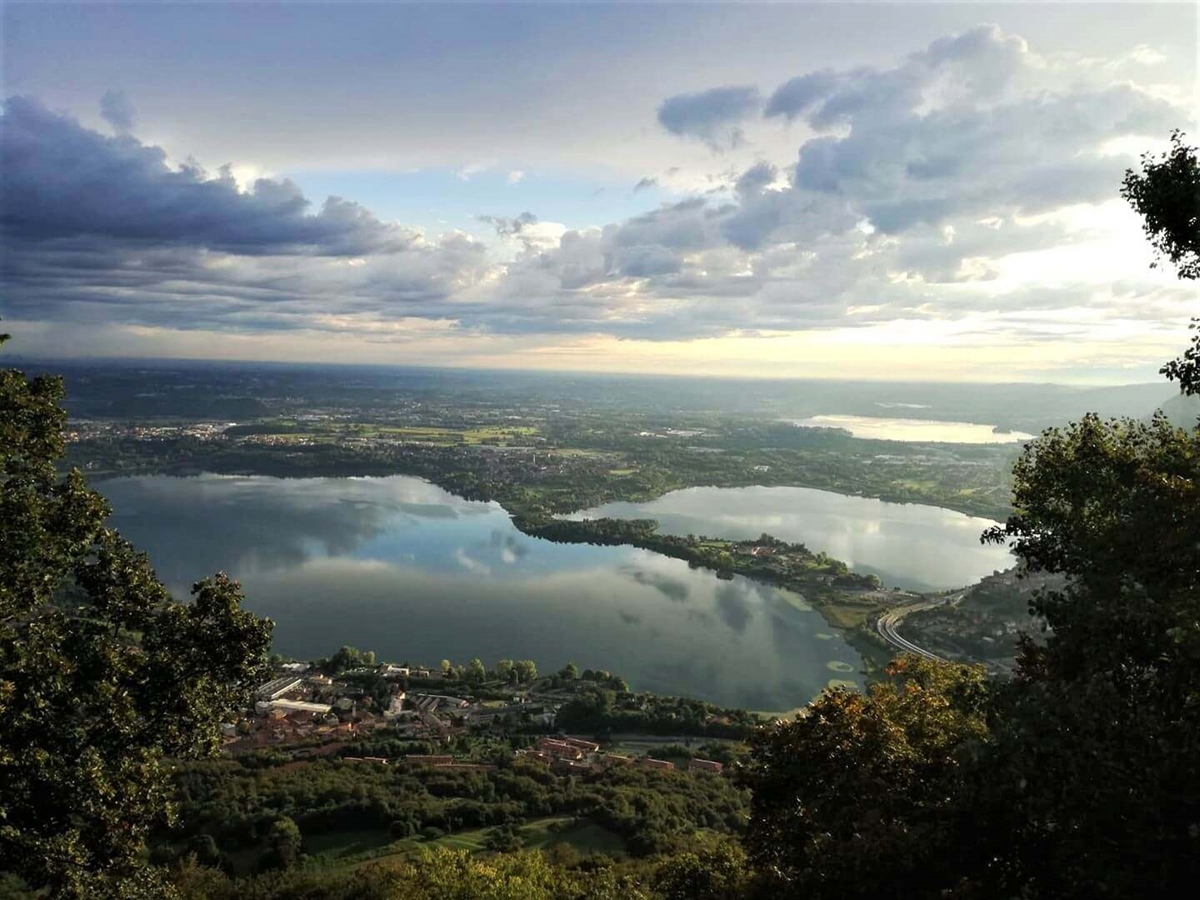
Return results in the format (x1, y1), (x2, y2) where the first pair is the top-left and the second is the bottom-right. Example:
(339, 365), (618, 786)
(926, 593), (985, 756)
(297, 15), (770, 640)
(267, 699), (333, 716)
(383, 692), (407, 718)
(562, 737), (601, 753)
(256, 676), (304, 700)
(600, 753), (634, 768)
(536, 738), (582, 760)
(688, 758), (724, 775)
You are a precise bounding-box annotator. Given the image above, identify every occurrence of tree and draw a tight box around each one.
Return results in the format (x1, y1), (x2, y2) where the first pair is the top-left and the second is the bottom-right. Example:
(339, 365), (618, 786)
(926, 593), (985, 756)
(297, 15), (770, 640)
(495, 658), (515, 683)
(653, 835), (749, 900)
(514, 659), (537, 683)
(466, 657), (486, 683)
(1121, 130), (1200, 393)
(977, 411), (1200, 897)
(1121, 130), (1200, 281)
(739, 657), (989, 900)
(185, 834), (220, 869)
(0, 340), (273, 896)
(259, 816), (302, 872)
(559, 661), (579, 680)
(326, 645), (374, 674)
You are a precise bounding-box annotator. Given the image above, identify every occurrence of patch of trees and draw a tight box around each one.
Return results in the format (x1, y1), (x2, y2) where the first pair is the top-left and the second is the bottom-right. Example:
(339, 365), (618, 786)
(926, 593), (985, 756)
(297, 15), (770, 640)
(556, 687), (759, 739)
(156, 752), (748, 876)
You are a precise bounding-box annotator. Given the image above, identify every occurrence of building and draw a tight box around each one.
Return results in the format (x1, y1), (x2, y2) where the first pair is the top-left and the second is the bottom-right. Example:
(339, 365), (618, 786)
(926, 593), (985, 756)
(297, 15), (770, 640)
(256, 676), (304, 701)
(688, 758), (724, 775)
(599, 753), (634, 768)
(536, 738), (582, 760)
(562, 737), (601, 753)
(263, 699), (333, 716)
(383, 691), (407, 718)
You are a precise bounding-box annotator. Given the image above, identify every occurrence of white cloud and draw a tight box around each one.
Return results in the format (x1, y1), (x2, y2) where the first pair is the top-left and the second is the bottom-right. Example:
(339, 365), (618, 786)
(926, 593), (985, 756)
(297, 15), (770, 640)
(2, 21), (1196, 381)
(457, 159), (497, 181)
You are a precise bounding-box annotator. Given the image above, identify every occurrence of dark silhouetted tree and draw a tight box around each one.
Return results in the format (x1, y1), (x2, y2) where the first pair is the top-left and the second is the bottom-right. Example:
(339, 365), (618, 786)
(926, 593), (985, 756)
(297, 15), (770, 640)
(1, 334), (273, 897)
(1122, 131), (1200, 393)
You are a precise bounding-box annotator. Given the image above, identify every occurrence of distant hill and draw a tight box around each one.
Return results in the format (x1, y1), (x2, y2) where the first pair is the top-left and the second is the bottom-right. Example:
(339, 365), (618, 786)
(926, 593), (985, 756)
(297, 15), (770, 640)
(1154, 392), (1200, 428)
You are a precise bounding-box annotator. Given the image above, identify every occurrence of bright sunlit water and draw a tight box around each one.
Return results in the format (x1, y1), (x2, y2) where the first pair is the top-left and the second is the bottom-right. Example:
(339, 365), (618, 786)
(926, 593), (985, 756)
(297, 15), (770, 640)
(573, 485), (1013, 592)
(789, 414), (1035, 444)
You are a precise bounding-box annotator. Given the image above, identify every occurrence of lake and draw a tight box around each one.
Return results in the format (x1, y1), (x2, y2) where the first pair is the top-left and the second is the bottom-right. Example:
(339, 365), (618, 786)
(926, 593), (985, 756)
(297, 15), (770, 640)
(573, 485), (1013, 592)
(99, 474), (864, 711)
(788, 414), (1034, 444)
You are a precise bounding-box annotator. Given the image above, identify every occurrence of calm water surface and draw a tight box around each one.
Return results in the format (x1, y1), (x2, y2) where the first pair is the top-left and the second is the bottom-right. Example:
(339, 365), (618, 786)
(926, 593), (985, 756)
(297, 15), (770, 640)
(574, 485), (1013, 592)
(789, 414), (1034, 444)
(100, 474), (863, 711)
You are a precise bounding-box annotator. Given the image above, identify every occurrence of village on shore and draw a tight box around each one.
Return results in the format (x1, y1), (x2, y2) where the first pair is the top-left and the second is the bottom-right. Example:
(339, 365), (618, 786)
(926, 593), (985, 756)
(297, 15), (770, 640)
(230, 658), (732, 777)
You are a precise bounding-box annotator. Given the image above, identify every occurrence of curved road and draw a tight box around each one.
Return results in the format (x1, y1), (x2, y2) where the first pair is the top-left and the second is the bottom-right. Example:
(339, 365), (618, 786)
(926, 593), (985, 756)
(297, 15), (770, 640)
(875, 594), (960, 662)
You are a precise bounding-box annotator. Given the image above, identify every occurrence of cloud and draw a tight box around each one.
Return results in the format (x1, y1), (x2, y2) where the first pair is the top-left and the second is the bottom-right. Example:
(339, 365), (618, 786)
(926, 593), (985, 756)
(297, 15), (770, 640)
(0, 23), (1194, 360)
(0, 96), (412, 257)
(507, 170), (524, 184)
(478, 211), (565, 255)
(99, 89), (135, 134)
(633, 176), (658, 192)
(480, 211), (539, 238)
(657, 85), (762, 150)
(458, 159), (497, 180)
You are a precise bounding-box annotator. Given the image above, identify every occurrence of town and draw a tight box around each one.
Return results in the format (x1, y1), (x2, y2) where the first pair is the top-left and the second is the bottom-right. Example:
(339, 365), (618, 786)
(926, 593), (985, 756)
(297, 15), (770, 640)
(230, 653), (740, 779)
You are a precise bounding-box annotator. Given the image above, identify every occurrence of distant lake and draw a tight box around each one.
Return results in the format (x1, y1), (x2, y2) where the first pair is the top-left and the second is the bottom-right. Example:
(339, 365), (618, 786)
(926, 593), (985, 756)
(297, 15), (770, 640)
(573, 485), (1013, 592)
(789, 414), (1034, 444)
(99, 474), (863, 711)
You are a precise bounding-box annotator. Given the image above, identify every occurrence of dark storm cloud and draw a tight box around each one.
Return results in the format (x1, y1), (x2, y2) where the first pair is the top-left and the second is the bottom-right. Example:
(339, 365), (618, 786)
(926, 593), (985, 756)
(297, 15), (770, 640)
(0, 96), (411, 256)
(657, 85), (761, 149)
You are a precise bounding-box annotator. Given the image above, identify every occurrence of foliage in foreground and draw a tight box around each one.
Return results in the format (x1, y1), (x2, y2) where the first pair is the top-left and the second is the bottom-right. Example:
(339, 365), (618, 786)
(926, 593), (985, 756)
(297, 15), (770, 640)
(0, 333), (274, 898)
(735, 134), (1200, 900)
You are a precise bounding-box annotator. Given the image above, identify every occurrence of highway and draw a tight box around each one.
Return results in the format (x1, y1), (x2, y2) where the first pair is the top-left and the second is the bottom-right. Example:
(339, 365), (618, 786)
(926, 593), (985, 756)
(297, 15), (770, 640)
(874, 594), (959, 662)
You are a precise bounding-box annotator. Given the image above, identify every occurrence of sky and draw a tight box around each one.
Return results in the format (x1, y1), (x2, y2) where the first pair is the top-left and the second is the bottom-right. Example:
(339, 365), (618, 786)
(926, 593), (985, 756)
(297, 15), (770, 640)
(1, 1), (1197, 383)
